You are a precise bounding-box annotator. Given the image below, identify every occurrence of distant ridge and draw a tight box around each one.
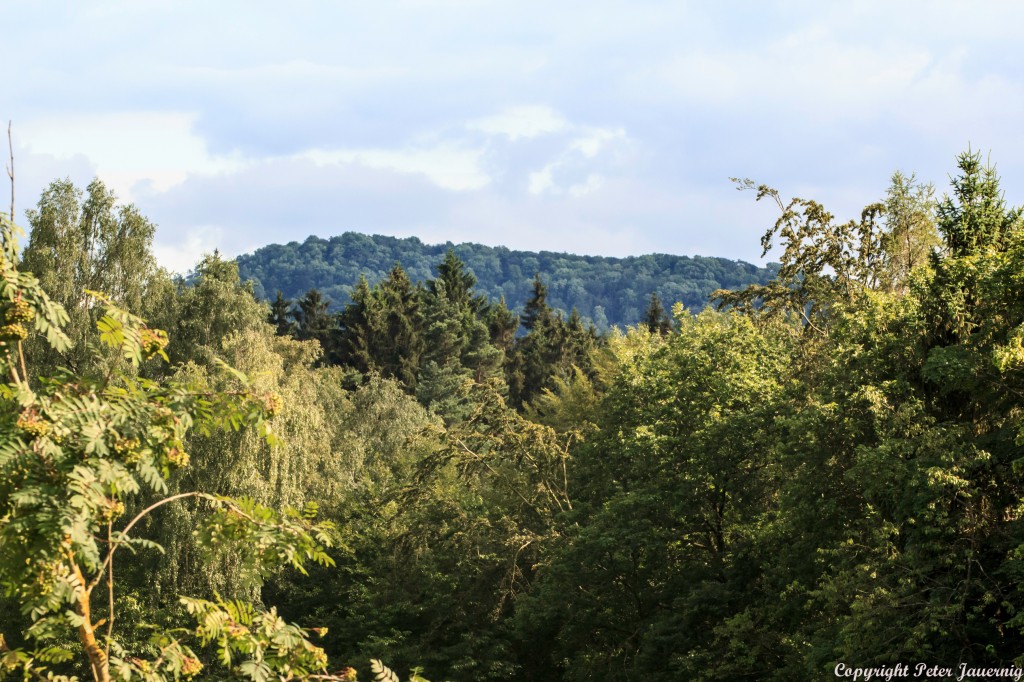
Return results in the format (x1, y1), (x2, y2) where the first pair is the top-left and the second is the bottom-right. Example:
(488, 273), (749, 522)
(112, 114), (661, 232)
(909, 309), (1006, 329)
(236, 232), (778, 330)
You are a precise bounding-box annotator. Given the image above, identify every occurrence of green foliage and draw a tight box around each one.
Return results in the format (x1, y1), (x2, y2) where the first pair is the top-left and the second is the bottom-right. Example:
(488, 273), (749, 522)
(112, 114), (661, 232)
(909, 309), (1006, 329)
(22, 178), (164, 375)
(236, 233), (777, 330)
(15, 149), (1024, 681)
(880, 171), (939, 292)
(0, 206), (343, 681)
(523, 309), (796, 680)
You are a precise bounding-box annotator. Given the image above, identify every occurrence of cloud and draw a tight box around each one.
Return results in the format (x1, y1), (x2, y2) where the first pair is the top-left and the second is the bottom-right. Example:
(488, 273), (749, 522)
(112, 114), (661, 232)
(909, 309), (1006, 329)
(519, 121), (631, 198)
(18, 112), (243, 202)
(527, 166), (556, 196)
(9, 0), (1024, 280)
(153, 226), (225, 275)
(298, 143), (490, 191)
(138, 157), (457, 272)
(467, 106), (569, 140)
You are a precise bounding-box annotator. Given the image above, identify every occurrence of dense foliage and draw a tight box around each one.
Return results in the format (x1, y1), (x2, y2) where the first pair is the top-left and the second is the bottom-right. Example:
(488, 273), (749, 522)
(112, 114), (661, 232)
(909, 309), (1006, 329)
(235, 233), (777, 330)
(7, 150), (1024, 681)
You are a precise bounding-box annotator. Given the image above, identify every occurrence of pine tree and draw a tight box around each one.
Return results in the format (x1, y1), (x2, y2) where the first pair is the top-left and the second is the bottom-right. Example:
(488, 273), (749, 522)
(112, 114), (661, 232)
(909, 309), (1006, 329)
(643, 292), (672, 335)
(937, 149), (1021, 257)
(337, 275), (377, 375)
(486, 296), (519, 352)
(507, 275), (563, 407)
(521, 273), (554, 332)
(429, 249), (483, 313)
(269, 291), (297, 336)
(293, 289), (337, 363)
(375, 264), (424, 388)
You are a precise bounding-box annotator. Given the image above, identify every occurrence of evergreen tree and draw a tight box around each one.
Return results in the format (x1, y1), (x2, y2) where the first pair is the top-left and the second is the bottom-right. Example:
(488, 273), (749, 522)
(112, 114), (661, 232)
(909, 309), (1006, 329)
(937, 149), (1020, 257)
(269, 290), (297, 336)
(375, 264), (425, 388)
(428, 249), (483, 313)
(337, 275), (378, 375)
(520, 273), (554, 332)
(643, 292), (672, 335)
(486, 295), (518, 352)
(507, 275), (558, 407)
(415, 254), (505, 418)
(293, 289), (337, 363)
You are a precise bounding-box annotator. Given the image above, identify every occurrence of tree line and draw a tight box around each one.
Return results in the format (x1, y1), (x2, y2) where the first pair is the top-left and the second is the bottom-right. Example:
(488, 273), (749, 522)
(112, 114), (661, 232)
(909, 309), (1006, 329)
(3, 152), (1024, 680)
(267, 254), (622, 412)
(236, 232), (776, 331)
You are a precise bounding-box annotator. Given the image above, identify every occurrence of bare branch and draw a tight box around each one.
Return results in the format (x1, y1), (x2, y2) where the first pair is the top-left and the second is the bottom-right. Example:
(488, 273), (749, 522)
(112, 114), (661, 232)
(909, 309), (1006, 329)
(88, 491), (216, 593)
(6, 121), (12, 224)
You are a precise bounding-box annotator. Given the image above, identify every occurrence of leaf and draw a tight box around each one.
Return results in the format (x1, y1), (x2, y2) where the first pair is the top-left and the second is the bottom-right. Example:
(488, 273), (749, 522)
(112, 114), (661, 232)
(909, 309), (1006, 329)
(371, 659), (401, 682)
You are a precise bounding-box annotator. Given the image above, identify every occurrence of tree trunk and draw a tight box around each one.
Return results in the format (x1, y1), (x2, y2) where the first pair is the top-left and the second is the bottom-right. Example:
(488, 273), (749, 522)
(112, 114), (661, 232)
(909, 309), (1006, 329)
(71, 560), (109, 682)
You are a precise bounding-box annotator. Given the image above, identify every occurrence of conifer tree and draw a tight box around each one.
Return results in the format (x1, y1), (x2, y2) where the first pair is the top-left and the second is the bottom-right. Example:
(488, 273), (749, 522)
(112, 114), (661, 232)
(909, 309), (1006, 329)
(507, 275), (563, 407)
(486, 295), (518, 352)
(428, 249), (483, 313)
(293, 289), (337, 363)
(643, 292), (672, 335)
(269, 290), (297, 336)
(375, 264), (425, 388)
(937, 150), (1020, 257)
(336, 274), (377, 375)
(521, 273), (554, 332)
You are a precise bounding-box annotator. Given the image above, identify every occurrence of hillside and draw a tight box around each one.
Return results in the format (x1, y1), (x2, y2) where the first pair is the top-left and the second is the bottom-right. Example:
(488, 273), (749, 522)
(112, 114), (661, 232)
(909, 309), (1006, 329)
(236, 232), (777, 329)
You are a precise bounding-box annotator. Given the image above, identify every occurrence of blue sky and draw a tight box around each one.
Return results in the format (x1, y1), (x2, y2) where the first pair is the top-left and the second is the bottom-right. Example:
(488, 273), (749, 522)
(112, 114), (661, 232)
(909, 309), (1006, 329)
(8, 1), (1024, 272)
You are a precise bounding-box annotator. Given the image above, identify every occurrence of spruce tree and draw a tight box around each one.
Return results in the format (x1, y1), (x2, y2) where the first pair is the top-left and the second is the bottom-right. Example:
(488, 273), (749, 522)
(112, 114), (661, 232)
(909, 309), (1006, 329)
(521, 273), (554, 332)
(337, 275), (377, 375)
(486, 295), (518, 351)
(375, 264), (424, 388)
(643, 292), (672, 335)
(269, 291), (297, 336)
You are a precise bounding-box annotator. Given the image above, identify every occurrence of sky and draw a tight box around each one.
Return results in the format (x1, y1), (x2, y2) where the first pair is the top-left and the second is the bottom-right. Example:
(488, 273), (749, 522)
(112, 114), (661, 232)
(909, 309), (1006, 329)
(7, 1), (1024, 273)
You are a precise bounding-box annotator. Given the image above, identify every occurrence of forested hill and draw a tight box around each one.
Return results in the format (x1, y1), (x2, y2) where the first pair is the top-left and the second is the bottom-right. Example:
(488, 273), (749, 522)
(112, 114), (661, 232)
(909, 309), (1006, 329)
(235, 232), (777, 329)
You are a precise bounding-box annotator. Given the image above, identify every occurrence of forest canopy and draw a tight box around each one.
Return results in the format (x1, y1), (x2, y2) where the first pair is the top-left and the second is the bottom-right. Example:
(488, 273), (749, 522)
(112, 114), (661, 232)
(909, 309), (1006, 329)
(5, 150), (1024, 681)
(235, 233), (777, 330)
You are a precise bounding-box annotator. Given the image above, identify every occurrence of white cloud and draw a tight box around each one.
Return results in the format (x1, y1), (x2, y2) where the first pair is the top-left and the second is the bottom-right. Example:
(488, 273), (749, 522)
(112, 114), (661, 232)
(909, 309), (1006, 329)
(520, 119), (631, 198)
(569, 174), (603, 198)
(570, 128), (627, 158)
(527, 165), (556, 195)
(18, 112), (244, 201)
(12, 1), (1024, 272)
(299, 143), (490, 191)
(656, 32), (935, 120)
(153, 225), (224, 275)
(467, 106), (569, 140)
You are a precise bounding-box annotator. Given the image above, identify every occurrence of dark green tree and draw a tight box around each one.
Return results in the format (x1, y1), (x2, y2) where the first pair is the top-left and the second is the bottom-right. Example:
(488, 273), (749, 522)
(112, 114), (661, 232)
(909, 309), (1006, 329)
(521, 273), (554, 332)
(293, 289), (337, 363)
(485, 296), (518, 352)
(336, 275), (378, 376)
(269, 290), (297, 336)
(375, 265), (425, 388)
(643, 292), (672, 335)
